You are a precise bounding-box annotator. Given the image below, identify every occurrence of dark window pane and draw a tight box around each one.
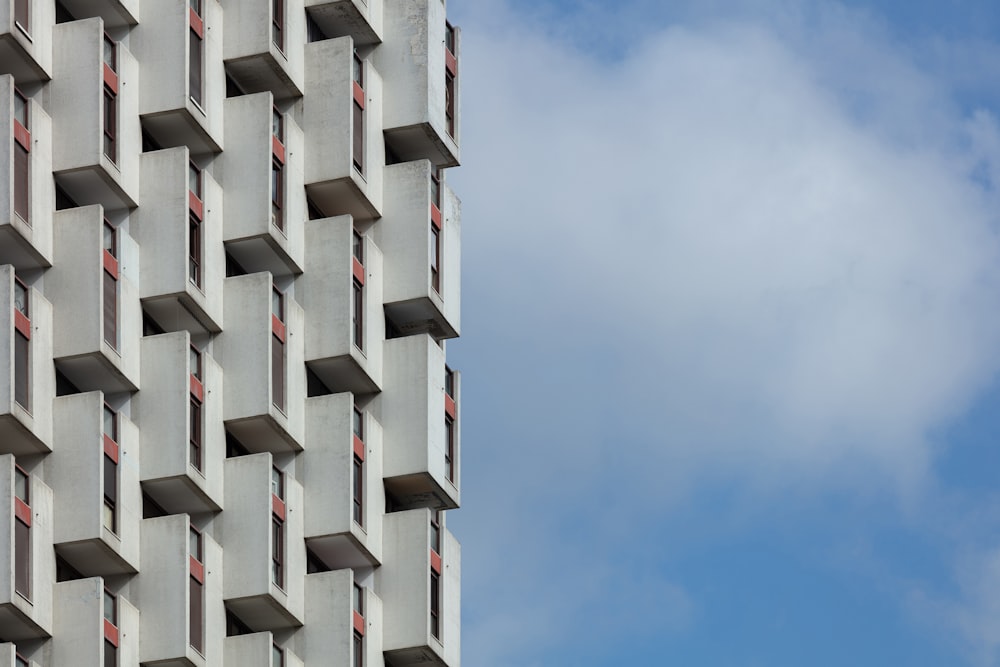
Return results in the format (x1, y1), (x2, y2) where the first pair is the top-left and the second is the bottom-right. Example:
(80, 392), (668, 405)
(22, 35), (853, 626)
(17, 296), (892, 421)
(14, 143), (28, 222)
(352, 102), (364, 173)
(353, 456), (363, 525)
(189, 31), (203, 105)
(14, 332), (28, 410)
(14, 517), (29, 598)
(103, 271), (117, 350)
(190, 577), (203, 652)
(352, 280), (363, 350)
(14, 0), (28, 30)
(272, 335), (285, 411)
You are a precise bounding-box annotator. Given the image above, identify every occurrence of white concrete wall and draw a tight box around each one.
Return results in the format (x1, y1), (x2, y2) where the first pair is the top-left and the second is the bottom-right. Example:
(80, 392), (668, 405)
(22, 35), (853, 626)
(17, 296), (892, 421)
(50, 18), (140, 209)
(135, 514), (223, 666)
(303, 393), (383, 567)
(378, 335), (459, 510)
(222, 93), (304, 276)
(0, 76), (54, 270)
(135, 332), (224, 513)
(225, 631), (303, 667)
(220, 0), (304, 98)
(48, 206), (141, 392)
(0, 454), (53, 640)
(217, 273), (305, 452)
(222, 453), (304, 629)
(375, 0), (458, 166)
(134, 147), (224, 332)
(303, 569), (382, 665)
(303, 37), (383, 221)
(378, 160), (460, 340)
(0, 266), (53, 455)
(301, 216), (383, 393)
(50, 391), (140, 575)
(131, 0), (225, 152)
(51, 576), (138, 667)
(0, 0), (54, 82)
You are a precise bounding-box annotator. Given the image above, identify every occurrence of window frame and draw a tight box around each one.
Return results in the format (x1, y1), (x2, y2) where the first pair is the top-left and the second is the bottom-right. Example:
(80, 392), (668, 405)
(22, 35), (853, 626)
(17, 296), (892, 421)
(103, 85), (117, 163)
(271, 158), (284, 232)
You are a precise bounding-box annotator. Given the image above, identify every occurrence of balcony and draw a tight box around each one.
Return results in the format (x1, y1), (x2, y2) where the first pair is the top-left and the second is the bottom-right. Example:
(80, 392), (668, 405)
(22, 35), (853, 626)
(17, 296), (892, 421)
(134, 148), (223, 334)
(56, 0), (138, 27)
(0, 455), (53, 641)
(135, 332), (223, 515)
(303, 394), (383, 569)
(0, 0), (53, 83)
(134, 514), (223, 667)
(223, 93), (304, 277)
(0, 267), (52, 456)
(303, 37), (383, 222)
(305, 0), (382, 45)
(217, 273), (305, 453)
(50, 392), (139, 576)
(0, 643), (39, 666)
(300, 216), (382, 394)
(52, 578), (139, 666)
(225, 632), (303, 667)
(375, 0), (458, 167)
(222, 454), (304, 630)
(380, 335), (459, 511)
(221, 0), (304, 99)
(380, 509), (460, 667)
(378, 161), (460, 341)
(48, 206), (140, 393)
(0, 76), (54, 271)
(303, 569), (382, 666)
(50, 18), (139, 211)
(132, 0), (224, 153)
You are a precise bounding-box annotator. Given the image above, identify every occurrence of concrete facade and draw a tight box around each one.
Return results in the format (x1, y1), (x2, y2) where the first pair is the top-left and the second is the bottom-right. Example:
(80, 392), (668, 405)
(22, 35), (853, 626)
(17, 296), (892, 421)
(0, 0), (464, 665)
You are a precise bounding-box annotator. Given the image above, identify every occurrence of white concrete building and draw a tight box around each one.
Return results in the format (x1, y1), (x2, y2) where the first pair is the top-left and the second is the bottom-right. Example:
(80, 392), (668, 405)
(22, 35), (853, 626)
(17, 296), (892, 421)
(0, 0), (463, 665)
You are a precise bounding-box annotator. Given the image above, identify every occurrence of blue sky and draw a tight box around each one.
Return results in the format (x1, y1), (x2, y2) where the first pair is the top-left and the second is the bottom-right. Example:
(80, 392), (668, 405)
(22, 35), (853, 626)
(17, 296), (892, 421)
(444, 1), (1000, 665)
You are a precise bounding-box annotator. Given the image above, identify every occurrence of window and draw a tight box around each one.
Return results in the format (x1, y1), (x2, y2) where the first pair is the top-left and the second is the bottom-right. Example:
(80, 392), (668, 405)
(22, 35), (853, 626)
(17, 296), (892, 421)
(353, 405), (363, 441)
(13, 276), (29, 411)
(445, 416), (455, 483)
(13, 463), (30, 599)
(103, 404), (118, 533)
(190, 345), (202, 381)
(352, 52), (364, 174)
(445, 22), (456, 56)
(103, 33), (117, 71)
(189, 214), (202, 287)
(189, 527), (204, 653)
(189, 162), (202, 200)
(103, 221), (118, 350)
(103, 86), (117, 162)
(190, 397), (202, 470)
(271, 159), (283, 231)
(430, 510), (441, 555)
(431, 167), (441, 209)
(271, 465), (284, 499)
(14, 0), (28, 32)
(271, 0), (284, 51)
(353, 230), (363, 264)
(430, 225), (441, 293)
(271, 516), (283, 588)
(104, 587), (117, 625)
(189, 0), (202, 15)
(353, 632), (363, 667)
(353, 582), (364, 617)
(444, 366), (455, 397)
(445, 72), (455, 136)
(15, 654), (27, 667)
(272, 107), (284, 144)
(352, 279), (363, 350)
(430, 571), (441, 639)
(104, 641), (117, 667)
(272, 644), (285, 667)
(271, 287), (286, 411)
(13, 88), (29, 223)
(189, 30), (203, 106)
(353, 454), (363, 525)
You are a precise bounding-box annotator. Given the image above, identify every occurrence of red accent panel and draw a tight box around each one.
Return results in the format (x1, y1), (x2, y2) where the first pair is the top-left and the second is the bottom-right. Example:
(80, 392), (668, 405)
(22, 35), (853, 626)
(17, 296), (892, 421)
(353, 435), (365, 461)
(13, 310), (30, 339)
(12, 121), (29, 151)
(189, 8), (204, 37)
(352, 257), (365, 286)
(445, 50), (457, 76)
(272, 135), (285, 164)
(190, 556), (204, 583)
(444, 394), (456, 419)
(430, 203), (442, 230)
(353, 610), (365, 636)
(103, 250), (119, 279)
(13, 498), (30, 526)
(188, 191), (203, 221)
(103, 435), (119, 463)
(430, 549), (442, 574)
(103, 64), (119, 94)
(352, 81), (365, 109)
(104, 619), (119, 646)
(190, 375), (204, 402)
(271, 315), (286, 342)
(272, 495), (286, 520)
